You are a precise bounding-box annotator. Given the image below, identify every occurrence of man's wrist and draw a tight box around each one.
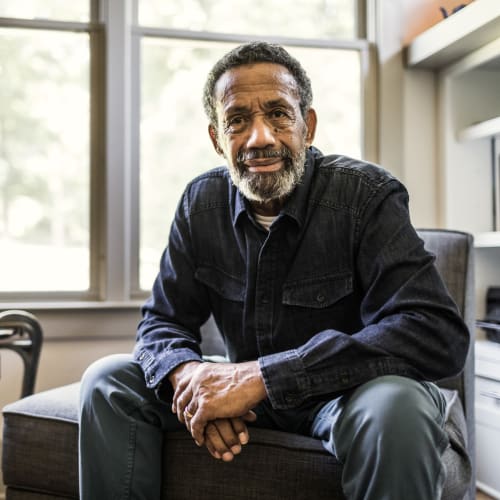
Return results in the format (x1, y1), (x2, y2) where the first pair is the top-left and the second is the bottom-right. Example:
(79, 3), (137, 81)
(240, 360), (267, 405)
(168, 360), (201, 389)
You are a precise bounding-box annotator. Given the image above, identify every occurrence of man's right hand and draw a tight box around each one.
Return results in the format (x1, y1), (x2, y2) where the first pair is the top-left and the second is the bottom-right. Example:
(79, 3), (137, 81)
(168, 361), (201, 424)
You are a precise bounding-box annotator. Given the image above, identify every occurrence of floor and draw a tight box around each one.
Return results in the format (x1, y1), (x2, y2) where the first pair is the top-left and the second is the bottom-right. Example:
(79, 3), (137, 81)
(477, 490), (496, 500)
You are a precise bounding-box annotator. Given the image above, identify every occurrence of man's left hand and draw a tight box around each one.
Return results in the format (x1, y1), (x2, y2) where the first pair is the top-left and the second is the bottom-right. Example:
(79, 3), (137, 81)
(173, 361), (267, 445)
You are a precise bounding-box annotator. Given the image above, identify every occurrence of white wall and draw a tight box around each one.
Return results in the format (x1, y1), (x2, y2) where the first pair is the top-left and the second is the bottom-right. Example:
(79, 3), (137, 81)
(375, 0), (474, 228)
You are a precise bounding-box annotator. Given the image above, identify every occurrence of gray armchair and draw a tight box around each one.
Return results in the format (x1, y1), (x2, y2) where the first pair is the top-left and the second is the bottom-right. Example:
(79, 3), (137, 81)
(2, 229), (475, 499)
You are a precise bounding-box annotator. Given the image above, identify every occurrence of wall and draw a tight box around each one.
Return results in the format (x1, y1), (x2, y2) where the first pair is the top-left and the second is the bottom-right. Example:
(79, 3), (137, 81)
(375, 0), (474, 228)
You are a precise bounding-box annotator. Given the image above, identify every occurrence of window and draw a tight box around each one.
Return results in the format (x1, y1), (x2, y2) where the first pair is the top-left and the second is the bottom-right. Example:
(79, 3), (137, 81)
(138, 0), (366, 290)
(0, 2), (89, 22)
(0, 0), (370, 302)
(0, 5), (93, 295)
(138, 0), (356, 39)
(139, 39), (231, 289)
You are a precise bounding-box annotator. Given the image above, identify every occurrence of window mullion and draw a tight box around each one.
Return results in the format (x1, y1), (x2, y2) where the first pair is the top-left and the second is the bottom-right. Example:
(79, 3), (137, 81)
(129, 0), (142, 298)
(101, 0), (134, 300)
(89, 6), (106, 300)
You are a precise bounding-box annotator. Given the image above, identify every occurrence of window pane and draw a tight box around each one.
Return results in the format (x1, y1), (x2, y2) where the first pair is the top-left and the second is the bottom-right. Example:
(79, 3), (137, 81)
(140, 39), (232, 290)
(139, 39), (361, 290)
(0, 0), (89, 22)
(286, 46), (361, 159)
(139, 0), (356, 39)
(0, 29), (90, 292)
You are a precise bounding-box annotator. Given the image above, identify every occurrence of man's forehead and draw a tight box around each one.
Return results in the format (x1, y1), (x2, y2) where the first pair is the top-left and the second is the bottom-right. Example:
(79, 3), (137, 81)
(213, 62), (300, 106)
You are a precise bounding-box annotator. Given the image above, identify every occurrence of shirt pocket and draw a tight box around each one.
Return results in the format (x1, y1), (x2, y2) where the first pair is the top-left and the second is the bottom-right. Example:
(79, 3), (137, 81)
(195, 265), (245, 302)
(282, 271), (353, 309)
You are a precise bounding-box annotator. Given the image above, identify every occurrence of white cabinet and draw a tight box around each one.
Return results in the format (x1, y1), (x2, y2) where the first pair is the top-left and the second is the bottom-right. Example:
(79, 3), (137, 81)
(475, 340), (500, 498)
(406, 1), (500, 494)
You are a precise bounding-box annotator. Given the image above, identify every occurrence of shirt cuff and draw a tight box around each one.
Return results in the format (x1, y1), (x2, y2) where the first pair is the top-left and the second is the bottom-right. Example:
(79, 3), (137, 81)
(134, 346), (203, 391)
(258, 349), (311, 410)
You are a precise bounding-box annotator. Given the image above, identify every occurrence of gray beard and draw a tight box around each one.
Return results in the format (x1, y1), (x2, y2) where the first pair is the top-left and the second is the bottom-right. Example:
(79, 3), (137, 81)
(229, 148), (306, 204)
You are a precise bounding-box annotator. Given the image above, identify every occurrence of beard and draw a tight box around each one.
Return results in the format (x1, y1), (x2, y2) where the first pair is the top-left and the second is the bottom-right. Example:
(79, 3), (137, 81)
(228, 146), (307, 204)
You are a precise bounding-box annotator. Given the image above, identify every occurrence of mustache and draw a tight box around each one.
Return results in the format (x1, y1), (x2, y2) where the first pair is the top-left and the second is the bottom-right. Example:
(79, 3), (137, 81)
(236, 147), (293, 164)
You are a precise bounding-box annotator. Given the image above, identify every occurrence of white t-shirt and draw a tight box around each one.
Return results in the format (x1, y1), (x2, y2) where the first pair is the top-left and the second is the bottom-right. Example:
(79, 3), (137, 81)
(254, 212), (277, 231)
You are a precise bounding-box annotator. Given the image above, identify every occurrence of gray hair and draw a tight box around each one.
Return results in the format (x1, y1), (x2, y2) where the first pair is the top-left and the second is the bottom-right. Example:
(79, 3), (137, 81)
(203, 41), (313, 126)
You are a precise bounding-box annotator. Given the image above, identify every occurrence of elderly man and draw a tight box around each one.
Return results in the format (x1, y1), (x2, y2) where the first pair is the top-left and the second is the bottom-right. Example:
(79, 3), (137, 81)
(79, 42), (469, 499)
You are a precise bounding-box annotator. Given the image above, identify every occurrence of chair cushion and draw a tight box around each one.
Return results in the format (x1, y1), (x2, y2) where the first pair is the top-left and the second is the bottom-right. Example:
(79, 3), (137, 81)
(2, 383), (470, 499)
(162, 428), (345, 500)
(441, 388), (472, 500)
(2, 384), (80, 498)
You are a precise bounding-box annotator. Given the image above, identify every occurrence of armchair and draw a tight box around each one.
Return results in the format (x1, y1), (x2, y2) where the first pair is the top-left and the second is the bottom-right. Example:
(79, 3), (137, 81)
(2, 229), (475, 499)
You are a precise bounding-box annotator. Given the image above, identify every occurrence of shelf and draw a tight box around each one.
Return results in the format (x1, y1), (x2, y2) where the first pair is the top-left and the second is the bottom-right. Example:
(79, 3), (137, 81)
(406, 0), (500, 69)
(474, 232), (500, 247)
(476, 339), (500, 360)
(458, 116), (500, 141)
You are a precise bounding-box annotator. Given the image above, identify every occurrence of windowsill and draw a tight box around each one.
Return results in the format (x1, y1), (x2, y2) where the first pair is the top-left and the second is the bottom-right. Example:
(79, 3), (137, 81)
(0, 300), (145, 312)
(0, 299), (145, 342)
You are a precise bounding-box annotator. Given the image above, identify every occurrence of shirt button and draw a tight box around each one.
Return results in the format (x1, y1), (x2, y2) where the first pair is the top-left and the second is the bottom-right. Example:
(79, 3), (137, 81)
(316, 293), (325, 303)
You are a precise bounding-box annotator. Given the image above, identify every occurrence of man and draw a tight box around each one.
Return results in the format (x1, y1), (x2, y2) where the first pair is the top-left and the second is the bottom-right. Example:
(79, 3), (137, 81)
(79, 42), (469, 499)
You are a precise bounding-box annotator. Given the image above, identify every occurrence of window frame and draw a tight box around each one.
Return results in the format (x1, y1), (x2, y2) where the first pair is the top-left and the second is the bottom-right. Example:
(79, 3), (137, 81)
(0, 0), (375, 305)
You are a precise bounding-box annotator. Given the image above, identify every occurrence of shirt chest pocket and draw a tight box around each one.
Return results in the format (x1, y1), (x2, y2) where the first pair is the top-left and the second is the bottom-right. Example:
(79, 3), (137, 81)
(195, 266), (245, 302)
(282, 271), (353, 309)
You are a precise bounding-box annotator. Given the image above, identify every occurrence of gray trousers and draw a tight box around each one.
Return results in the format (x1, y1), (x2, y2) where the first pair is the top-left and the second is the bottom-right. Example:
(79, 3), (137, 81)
(79, 354), (449, 500)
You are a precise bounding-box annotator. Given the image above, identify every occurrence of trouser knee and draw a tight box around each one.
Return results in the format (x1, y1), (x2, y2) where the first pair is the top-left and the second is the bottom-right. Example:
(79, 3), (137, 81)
(337, 376), (447, 457)
(317, 376), (449, 499)
(80, 354), (148, 416)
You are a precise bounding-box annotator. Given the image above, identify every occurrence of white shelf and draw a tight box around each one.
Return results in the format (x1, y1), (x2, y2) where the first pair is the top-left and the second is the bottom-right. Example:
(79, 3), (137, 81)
(476, 339), (500, 379)
(474, 232), (500, 248)
(406, 0), (500, 69)
(458, 116), (500, 141)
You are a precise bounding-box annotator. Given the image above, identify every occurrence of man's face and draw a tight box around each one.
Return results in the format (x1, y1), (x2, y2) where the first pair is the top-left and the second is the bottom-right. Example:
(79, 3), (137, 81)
(209, 63), (316, 207)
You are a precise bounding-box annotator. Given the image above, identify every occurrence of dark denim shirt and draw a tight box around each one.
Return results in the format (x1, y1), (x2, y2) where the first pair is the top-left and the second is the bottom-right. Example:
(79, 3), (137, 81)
(134, 147), (469, 410)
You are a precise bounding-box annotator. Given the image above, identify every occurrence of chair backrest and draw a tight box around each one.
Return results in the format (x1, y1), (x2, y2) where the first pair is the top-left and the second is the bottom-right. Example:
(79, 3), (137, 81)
(417, 228), (475, 497)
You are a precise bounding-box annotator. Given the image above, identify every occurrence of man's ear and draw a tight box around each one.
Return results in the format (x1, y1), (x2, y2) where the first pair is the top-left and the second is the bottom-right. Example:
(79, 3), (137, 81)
(304, 108), (317, 147)
(208, 124), (224, 156)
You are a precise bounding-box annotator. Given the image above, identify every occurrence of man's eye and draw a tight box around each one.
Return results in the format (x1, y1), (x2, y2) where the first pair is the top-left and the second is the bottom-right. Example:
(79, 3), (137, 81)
(225, 116), (247, 133)
(228, 116), (245, 126)
(269, 109), (293, 122)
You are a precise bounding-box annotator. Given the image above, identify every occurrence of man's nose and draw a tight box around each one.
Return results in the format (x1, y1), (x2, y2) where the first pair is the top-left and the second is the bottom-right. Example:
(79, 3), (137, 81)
(246, 116), (276, 149)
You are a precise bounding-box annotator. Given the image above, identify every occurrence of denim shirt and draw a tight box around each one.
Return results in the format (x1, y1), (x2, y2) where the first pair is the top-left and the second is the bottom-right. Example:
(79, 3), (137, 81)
(134, 147), (469, 410)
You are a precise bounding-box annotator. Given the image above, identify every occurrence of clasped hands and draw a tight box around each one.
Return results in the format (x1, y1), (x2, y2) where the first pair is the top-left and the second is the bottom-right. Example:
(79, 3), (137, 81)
(168, 360), (267, 462)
